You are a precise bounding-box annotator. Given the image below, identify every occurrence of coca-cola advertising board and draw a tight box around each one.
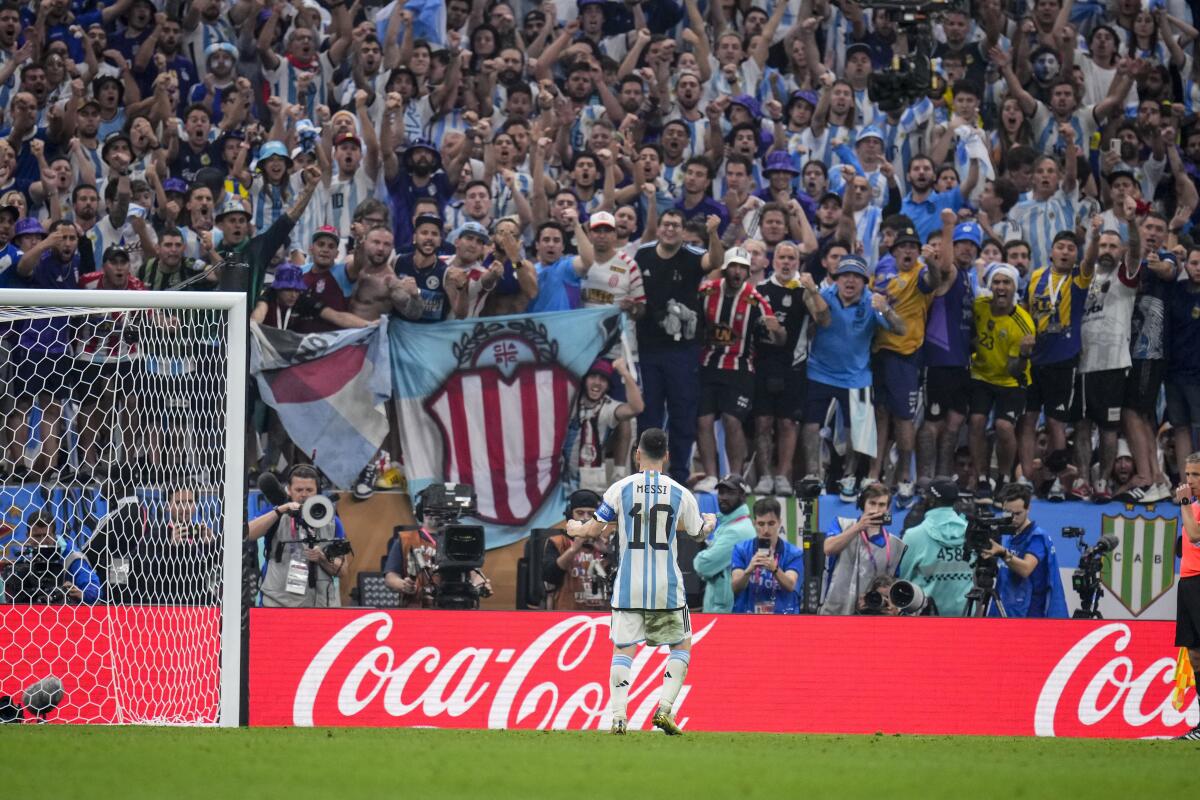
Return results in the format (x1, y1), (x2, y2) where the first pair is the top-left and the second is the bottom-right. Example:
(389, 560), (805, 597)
(250, 609), (1198, 737)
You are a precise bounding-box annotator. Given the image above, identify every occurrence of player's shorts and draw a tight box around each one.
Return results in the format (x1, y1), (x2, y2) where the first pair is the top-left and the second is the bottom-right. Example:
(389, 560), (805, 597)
(802, 379), (850, 425)
(1080, 368), (1127, 428)
(967, 379), (1025, 425)
(610, 607), (692, 648)
(753, 360), (805, 420)
(1176, 574), (1200, 648)
(1166, 382), (1200, 429)
(698, 367), (755, 422)
(9, 348), (73, 401)
(1026, 360), (1080, 423)
(1123, 358), (1165, 419)
(873, 349), (922, 420)
(924, 365), (970, 421)
(73, 360), (135, 403)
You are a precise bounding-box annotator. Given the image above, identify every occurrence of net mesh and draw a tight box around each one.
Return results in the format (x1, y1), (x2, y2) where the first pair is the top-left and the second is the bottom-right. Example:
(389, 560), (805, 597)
(0, 298), (233, 724)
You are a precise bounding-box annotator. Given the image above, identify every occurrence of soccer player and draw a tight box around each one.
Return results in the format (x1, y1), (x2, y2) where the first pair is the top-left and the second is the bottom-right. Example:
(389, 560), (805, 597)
(567, 427), (716, 736)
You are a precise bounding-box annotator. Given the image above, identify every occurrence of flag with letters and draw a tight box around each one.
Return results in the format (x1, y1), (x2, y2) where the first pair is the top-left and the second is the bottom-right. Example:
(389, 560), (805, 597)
(390, 309), (621, 548)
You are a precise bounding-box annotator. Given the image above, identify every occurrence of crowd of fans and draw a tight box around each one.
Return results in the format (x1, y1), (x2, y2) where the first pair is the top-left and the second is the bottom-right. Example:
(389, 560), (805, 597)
(0, 0), (1199, 531)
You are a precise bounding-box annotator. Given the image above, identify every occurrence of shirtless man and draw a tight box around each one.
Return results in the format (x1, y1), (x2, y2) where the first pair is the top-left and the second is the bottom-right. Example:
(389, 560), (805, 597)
(348, 225), (423, 321)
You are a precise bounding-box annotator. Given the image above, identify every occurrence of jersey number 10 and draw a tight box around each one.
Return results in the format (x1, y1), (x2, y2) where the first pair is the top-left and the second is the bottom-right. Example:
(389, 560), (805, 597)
(628, 503), (674, 551)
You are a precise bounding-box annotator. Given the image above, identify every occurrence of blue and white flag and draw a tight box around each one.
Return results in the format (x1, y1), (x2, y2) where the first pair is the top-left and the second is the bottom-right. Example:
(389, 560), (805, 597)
(390, 308), (622, 549)
(374, 0), (446, 47)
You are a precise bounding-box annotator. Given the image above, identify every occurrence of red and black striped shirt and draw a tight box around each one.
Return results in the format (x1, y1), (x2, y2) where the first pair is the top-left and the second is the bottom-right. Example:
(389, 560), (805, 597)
(699, 279), (775, 372)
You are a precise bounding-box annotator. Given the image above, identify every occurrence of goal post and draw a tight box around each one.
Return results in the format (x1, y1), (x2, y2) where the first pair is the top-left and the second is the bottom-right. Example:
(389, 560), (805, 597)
(0, 288), (246, 726)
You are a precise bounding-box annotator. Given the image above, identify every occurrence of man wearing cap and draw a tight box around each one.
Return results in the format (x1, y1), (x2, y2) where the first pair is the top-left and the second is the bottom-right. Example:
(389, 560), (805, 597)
(251, 263), (372, 332)
(541, 488), (613, 611)
(325, 91), (380, 240)
(694, 246), (784, 490)
(798, 253), (904, 497)
(1019, 229), (1093, 500)
(580, 209), (645, 317)
(967, 262), (1036, 497)
(443, 221), (500, 319)
(214, 163), (323, 306)
(9, 509), (103, 605)
(897, 479), (972, 616)
(867, 213), (953, 508)
(300, 225), (351, 317)
(693, 474), (757, 613)
(188, 41), (237, 120)
(565, 357), (644, 493)
(382, 137), (459, 247)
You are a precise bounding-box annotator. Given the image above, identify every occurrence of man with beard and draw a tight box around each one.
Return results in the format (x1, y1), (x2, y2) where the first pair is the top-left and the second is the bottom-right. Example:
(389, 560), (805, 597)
(347, 225), (421, 322)
(968, 263), (1036, 496)
(383, 139), (456, 247)
(213, 164), (322, 306)
(1076, 209), (1141, 502)
(752, 241), (809, 497)
(693, 474), (757, 613)
(139, 227), (213, 290)
(657, 121), (691, 199)
(177, 183), (215, 260)
(181, 0), (234, 72)
(900, 155), (967, 243)
(565, 358), (644, 493)
(694, 248), (784, 489)
(527, 218), (594, 313)
(132, 14), (196, 103)
(394, 214), (463, 323)
(663, 71), (710, 162)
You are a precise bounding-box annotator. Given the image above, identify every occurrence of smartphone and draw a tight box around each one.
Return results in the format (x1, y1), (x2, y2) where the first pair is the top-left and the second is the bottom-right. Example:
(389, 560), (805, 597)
(1109, 138), (1121, 156)
(880, 512), (893, 526)
(755, 537), (771, 557)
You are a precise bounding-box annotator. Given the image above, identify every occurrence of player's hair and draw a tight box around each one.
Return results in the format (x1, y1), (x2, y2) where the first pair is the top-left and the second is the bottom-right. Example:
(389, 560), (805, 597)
(637, 428), (668, 462)
(753, 497), (781, 519)
(998, 482), (1033, 508)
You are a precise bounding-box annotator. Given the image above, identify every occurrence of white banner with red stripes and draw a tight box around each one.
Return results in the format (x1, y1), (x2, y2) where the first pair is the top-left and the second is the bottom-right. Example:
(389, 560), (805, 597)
(389, 309), (622, 548)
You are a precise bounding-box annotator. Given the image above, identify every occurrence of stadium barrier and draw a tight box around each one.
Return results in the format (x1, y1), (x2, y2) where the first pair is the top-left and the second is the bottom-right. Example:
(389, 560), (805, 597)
(249, 609), (1197, 737)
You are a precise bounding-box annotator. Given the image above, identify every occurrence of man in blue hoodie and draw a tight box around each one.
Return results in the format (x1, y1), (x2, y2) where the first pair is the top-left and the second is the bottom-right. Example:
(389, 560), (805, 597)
(897, 479), (971, 616)
(693, 475), (757, 612)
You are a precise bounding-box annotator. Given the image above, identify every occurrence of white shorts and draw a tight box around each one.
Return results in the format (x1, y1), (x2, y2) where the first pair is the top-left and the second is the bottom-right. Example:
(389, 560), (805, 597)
(609, 607), (691, 648)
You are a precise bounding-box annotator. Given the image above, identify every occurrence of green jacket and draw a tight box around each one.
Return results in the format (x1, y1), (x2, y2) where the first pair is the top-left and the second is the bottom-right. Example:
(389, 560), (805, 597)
(692, 504), (756, 613)
(897, 506), (971, 617)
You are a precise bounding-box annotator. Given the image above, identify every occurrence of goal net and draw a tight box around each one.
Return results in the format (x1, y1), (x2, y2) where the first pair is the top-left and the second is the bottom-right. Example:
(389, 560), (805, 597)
(0, 288), (246, 725)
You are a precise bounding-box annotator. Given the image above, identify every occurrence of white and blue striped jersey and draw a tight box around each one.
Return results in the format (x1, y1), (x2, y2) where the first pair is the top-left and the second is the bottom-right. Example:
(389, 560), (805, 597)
(1010, 187), (1079, 269)
(596, 470), (704, 611)
(183, 19), (235, 78)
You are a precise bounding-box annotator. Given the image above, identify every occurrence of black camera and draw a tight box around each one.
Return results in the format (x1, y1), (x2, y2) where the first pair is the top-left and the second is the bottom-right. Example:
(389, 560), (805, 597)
(6, 546), (67, 604)
(863, 0), (957, 113)
(964, 505), (1014, 553)
(793, 477), (824, 501)
(413, 484), (491, 610)
(1067, 528), (1118, 619)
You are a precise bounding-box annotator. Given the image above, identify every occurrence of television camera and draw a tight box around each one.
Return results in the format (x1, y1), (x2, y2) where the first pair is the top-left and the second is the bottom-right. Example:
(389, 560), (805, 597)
(863, 0), (959, 114)
(1062, 527), (1118, 619)
(411, 483), (492, 610)
(962, 503), (1015, 617)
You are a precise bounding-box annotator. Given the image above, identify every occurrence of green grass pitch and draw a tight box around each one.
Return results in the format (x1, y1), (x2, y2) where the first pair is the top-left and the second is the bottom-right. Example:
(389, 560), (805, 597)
(4, 727), (1196, 799)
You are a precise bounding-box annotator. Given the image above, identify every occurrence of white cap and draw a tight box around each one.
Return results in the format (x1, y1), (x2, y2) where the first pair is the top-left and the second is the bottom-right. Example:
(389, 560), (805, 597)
(588, 211), (616, 230)
(1117, 439), (1133, 460)
(723, 247), (752, 269)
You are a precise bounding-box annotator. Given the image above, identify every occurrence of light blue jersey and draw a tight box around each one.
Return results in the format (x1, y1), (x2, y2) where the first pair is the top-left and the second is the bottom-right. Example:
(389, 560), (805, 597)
(595, 470), (704, 611)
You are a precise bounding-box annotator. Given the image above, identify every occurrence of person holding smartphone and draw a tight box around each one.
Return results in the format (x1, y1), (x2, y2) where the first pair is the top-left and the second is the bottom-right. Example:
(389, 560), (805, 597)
(729, 497), (804, 614)
(819, 482), (907, 615)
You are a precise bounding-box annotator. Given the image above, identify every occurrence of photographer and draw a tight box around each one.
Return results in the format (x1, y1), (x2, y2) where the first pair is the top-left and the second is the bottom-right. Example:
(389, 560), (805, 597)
(383, 486), (492, 608)
(692, 475), (757, 613)
(897, 480), (971, 616)
(982, 483), (1067, 618)
(139, 487), (220, 606)
(542, 490), (612, 611)
(1172, 452), (1200, 739)
(856, 575), (901, 616)
(246, 466), (346, 608)
(820, 483), (907, 616)
(4, 509), (102, 605)
(730, 497), (804, 614)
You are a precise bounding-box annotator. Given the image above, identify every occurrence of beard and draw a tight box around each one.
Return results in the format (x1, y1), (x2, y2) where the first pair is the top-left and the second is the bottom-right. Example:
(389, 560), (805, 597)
(1097, 253), (1118, 272)
(717, 497), (741, 515)
(409, 159), (436, 178)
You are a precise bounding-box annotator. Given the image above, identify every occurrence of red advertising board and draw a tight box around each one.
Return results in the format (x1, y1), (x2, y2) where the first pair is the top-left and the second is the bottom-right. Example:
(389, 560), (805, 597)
(1, 605), (221, 724)
(250, 609), (1198, 737)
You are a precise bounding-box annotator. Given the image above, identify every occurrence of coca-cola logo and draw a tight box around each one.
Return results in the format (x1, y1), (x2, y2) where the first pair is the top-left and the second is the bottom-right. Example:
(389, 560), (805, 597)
(1035, 623), (1197, 737)
(292, 612), (715, 730)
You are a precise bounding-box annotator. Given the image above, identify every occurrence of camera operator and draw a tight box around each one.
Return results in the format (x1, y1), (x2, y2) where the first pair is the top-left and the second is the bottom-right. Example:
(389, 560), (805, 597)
(692, 475), (757, 613)
(246, 466), (346, 608)
(383, 488), (492, 608)
(542, 490), (612, 611)
(1172, 452), (1200, 739)
(730, 497), (804, 614)
(820, 483), (907, 616)
(139, 487), (220, 605)
(980, 483), (1067, 618)
(4, 509), (102, 604)
(897, 479), (971, 616)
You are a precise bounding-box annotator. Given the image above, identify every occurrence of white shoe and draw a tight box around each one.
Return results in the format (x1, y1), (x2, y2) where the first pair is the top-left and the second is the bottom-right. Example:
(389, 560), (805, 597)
(1143, 482), (1171, 503)
(895, 481), (915, 509)
(753, 475), (775, 495)
(774, 475), (794, 496)
(693, 476), (718, 493)
(1047, 478), (1065, 502)
(838, 476), (858, 500)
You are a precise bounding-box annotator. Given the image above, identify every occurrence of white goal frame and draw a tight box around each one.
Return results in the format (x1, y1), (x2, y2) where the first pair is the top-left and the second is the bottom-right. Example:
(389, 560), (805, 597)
(0, 288), (247, 726)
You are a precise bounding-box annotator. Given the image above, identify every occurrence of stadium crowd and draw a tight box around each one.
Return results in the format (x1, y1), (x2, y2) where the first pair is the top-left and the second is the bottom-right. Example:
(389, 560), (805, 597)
(1, 0), (1200, 523)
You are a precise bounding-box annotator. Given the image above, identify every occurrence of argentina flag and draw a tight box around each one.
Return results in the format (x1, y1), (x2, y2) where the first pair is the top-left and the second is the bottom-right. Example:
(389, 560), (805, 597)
(390, 308), (621, 549)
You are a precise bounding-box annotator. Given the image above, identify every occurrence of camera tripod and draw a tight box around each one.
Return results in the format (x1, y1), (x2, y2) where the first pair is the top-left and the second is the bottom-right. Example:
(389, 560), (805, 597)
(1072, 576), (1105, 619)
(963, 557), (1007, 618)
